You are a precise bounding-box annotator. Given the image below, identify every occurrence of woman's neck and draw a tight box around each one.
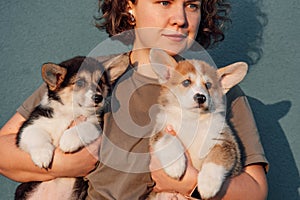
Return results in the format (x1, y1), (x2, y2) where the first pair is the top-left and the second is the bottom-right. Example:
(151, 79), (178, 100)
(130, 48), (158, 79)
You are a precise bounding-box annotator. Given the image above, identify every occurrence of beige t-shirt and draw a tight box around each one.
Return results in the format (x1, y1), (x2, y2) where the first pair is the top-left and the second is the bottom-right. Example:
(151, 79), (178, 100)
(17, 54), (268, 200)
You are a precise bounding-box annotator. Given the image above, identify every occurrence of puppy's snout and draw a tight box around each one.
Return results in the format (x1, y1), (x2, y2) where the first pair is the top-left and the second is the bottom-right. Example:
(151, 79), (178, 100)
(193, 93), (206, 104)
(92, 94), (103, 104)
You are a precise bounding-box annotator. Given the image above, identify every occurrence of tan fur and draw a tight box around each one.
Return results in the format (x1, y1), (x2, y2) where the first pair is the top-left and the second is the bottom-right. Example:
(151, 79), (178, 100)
(204, 130), (242, 176)
(149, 49), (247, 199)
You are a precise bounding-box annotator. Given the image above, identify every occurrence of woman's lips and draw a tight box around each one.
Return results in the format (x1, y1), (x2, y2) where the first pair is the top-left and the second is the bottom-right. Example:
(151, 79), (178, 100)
(162, 33), (187, 42)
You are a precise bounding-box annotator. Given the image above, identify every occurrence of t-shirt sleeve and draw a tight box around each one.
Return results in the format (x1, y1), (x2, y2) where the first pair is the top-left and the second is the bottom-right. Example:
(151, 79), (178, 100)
(226, 86), (269, 171)
(17, 83), (47, 119)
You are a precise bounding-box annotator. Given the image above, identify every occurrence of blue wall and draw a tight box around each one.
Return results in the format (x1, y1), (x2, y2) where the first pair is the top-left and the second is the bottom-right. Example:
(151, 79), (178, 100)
(0, 0), (299, 199)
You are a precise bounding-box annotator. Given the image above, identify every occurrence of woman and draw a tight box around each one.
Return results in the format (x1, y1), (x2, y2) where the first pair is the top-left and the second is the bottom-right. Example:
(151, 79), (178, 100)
(0, 0), (268, 199)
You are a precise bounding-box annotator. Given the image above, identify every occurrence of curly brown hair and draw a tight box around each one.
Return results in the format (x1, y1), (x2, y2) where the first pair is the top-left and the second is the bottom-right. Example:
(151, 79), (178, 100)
(95, 0), (230, 49)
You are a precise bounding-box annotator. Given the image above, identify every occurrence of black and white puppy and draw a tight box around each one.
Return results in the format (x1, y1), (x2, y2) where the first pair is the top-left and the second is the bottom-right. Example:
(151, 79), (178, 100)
(15, 56), (110, 200)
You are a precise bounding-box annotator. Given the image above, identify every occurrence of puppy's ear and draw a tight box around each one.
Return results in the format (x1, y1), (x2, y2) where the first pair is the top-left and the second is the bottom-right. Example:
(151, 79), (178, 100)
(41, 63), (67, 91)
(149, 48), (177, 83)
(217, 62), (248, 93)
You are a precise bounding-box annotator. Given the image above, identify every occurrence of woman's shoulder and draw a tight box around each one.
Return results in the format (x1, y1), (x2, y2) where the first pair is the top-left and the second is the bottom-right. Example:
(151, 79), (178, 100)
(94, 52), (130, 69)
(226, 85), (246, 108)
(95, 52), (130, 82)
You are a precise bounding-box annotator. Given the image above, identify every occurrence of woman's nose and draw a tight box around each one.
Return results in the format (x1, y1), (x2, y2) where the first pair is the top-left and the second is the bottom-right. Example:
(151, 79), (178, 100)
(169, 6), (187, 27)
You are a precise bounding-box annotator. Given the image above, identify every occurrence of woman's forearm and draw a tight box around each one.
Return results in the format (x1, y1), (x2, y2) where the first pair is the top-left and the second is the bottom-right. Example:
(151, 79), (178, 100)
(0, 112), (100, 182)
(0, 134), (55, 182)
(0, 134), (100, 182)
(0, 113), (54, 182)
(212, 164), (268, 200)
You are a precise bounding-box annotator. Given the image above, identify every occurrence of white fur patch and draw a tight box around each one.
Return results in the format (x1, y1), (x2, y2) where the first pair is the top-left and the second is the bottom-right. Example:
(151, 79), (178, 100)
(27, 178), (75, 200)
(19, 126), (55, 168)
(59, 121), (100, 152)
(197, 163), (228, 199)
(29, 143), (55, 169)
(153, 134), (186, 179)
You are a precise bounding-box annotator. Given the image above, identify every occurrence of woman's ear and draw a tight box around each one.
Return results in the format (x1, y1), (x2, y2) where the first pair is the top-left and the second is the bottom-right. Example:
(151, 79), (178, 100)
(127, 1), (135, 16)
(127, 1), (136, 25)
(217, 62), (248, 93)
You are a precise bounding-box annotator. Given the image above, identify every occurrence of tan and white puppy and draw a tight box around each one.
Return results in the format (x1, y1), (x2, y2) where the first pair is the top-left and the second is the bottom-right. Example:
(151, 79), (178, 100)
(15, 56), (110, 200)
(149, 49), (248, 199)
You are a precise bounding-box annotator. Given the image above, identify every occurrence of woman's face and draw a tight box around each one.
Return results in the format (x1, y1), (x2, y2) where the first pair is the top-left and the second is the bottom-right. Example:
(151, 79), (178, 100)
(129, 0), (201, 55)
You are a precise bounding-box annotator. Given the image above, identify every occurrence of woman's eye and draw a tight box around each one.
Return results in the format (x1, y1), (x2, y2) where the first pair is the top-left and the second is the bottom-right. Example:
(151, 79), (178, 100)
(75, 79), (85, 88)
(182, 79), (191, 87)
(205, 82), (212, 89)
(186, 2), (200, 11)
(160, 1), (170, 6)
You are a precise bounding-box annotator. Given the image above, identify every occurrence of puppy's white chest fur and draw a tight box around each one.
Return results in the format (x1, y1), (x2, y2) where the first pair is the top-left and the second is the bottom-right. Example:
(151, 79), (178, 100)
(156, 106), (224, 168)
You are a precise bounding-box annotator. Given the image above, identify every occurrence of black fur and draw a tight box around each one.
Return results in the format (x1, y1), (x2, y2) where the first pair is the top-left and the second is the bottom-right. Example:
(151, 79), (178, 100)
(15, 179), (89, 200)
(15, 182), (41, 200)
(16, 106), (53, 146)
(71, 178), (89, 200)
(15, 56), (108, 200)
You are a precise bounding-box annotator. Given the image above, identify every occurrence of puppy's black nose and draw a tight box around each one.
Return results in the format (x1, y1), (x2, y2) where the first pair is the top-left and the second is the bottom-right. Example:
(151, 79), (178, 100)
(194, 93), (206, 104)
(92, 94), (103, 104)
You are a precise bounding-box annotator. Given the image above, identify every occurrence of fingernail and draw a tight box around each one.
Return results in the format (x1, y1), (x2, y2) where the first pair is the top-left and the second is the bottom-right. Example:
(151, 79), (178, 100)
(166, 125), (172, 131)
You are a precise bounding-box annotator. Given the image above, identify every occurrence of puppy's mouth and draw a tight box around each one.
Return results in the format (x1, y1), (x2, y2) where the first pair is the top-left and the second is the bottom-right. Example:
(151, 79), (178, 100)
(78, 102), (103, 109)
(190, 103), (210, 112)
(77, 93), (104, 108)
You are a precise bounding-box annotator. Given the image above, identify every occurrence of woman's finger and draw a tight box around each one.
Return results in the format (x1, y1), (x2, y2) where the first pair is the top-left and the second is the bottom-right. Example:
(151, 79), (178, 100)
(165, 125), (177, 136)
(68, 115), (87, 128)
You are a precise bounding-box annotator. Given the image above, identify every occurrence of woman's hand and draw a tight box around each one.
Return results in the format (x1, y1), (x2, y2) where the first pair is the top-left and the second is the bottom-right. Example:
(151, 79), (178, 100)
(153, 192), (198, 200)
(150, 126), (268, 200)
(50, 137), (101, 178)
(149, 125), (198, 196)
(50, 115), (101, 178)
(0, 113), (101, 182)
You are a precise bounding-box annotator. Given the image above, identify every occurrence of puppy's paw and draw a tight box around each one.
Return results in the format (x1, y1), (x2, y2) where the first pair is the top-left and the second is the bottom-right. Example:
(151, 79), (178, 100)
(148, 192), (188, 200)
(164, 155), (186, 179)
(30, 143), (55, 168)
(59, 128), (83, 153)
(153, 134), (186, 179)
(76, 122), (100, 145)
(197, 163), (227, 199)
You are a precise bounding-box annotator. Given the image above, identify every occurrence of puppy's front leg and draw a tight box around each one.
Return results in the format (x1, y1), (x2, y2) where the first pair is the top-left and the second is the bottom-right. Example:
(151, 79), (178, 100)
(197, 161), (227, 199)
(197, 132), (240, 199)
(59, 121), (101, 153)
(152, 134), (187, 180)
(19, 126), (55, 168)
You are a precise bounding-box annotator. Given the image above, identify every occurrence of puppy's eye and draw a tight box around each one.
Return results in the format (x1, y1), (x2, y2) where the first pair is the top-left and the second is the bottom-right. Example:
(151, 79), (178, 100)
(75, 79), (86, 88)
(182, 79), (191, 87)
(205, 82), (212, 89)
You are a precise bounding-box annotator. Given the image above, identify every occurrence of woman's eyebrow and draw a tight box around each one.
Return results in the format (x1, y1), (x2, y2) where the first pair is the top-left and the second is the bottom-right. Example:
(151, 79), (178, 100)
(186, 0), (201, 2)
(185, 0), (202, 4)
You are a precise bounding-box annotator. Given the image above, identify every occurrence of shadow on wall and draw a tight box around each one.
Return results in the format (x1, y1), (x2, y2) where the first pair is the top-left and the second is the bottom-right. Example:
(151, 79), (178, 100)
(207, 1), (299, 199)
(209, 0), (268, 67)
(248, 97), (299, 200)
